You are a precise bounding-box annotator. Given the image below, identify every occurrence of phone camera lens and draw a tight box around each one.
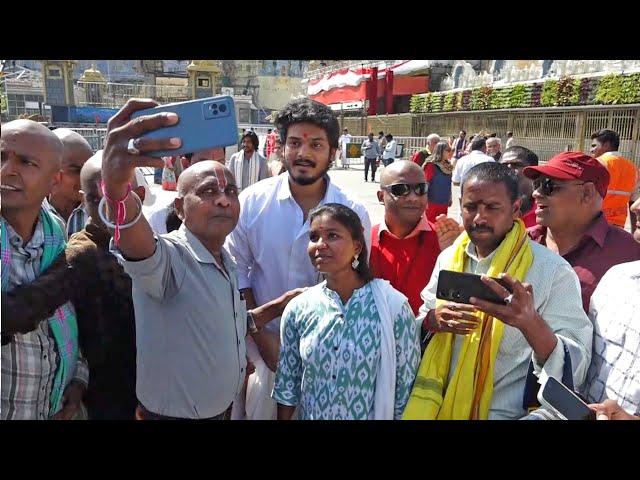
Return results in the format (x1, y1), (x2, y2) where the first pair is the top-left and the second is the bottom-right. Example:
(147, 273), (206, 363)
(219, 104), (227, 113)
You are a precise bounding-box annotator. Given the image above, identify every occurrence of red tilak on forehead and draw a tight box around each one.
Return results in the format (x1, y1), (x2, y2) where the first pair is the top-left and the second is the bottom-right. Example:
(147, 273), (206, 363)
(213, 164), (227, 190)
(303, 133), (308, 138)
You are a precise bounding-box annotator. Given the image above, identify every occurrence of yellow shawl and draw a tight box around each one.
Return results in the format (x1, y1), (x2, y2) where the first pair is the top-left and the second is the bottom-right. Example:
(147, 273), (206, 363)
(403, 219), (533, 420)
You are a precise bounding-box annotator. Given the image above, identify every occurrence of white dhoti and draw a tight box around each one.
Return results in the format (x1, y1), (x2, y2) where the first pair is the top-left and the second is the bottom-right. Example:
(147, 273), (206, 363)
(341, 145), (350, 167)
(231, 336), (298, 420)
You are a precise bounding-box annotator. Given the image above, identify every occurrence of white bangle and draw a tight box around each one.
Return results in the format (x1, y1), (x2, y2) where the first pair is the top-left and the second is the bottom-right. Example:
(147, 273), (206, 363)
(98, 190), (143, 231)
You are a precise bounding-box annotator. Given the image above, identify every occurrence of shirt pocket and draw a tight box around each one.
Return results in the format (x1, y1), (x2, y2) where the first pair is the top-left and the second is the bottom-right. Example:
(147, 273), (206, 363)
(236, 292), (248, 338)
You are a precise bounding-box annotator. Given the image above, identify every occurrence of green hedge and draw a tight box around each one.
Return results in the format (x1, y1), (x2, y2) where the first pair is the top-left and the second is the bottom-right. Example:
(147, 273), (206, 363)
(409, 72), (640, 113)
(596, 73), (640, 104)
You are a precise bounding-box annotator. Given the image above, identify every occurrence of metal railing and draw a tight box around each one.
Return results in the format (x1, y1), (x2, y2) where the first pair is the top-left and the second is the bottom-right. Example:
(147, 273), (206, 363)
(68, 106), (640, 170)
(68, 127), (107, 151)
(339, 136), (430, 165)
(411, 105), (640, 166)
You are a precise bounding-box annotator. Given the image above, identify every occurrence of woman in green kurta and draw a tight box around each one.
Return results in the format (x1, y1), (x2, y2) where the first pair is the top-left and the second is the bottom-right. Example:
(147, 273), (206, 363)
(273, 204), (421, 420)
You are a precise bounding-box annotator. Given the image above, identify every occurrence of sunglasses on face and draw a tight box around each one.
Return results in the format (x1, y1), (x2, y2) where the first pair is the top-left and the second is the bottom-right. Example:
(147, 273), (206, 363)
(533, 177), (586, 196)
(382, 182), (428, 197)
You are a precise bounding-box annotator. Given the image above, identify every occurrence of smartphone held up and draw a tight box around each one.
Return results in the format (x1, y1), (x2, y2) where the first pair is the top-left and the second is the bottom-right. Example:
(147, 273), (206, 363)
(436, 270), (512, 305)
(130, 96), (238, 158)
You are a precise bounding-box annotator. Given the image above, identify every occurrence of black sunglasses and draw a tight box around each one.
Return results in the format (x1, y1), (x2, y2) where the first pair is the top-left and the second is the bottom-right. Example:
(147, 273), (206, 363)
(533, 177), (586, 196)
(382, 182), (428, 197)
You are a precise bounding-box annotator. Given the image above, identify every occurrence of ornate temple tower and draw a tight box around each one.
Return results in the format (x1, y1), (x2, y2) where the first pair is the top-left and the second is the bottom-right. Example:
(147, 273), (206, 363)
(78, 64), (107, 105)
(187, 60), (222, 99)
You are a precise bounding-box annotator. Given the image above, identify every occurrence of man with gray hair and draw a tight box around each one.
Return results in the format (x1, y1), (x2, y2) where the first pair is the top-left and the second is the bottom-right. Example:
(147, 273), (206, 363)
(411, 133), (441, 167)
(486, 137), (502, 162)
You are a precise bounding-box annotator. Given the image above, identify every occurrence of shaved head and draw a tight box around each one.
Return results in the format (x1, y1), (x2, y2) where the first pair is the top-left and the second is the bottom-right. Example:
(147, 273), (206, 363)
(78, 151), (103, 228)
(80, 151), (103, 195)
(174, 160), (240, 243)
(79, 151), (147, 230)
(49, 128), (93, 214)
(177, 160), (234, 196)
(1, 120), (64, 218)
(378, 160), (428, 235)
(2, 119), (63, 171)
(380, 159), (425, 188)
(53, 128), (93, 167)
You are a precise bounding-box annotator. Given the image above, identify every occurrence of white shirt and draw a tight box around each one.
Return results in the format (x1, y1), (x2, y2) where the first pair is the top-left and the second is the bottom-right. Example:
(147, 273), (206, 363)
(452, 150), (495, 184)
(583, 260), (640, 416)
(226, 172), (371, 334)
(418, 239), (593, 420)
(383, 140), (397, 160)
(505, 137), (515, 149)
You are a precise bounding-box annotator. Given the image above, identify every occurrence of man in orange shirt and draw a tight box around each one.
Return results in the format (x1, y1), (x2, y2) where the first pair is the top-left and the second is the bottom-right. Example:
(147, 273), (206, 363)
(590, 129), (639, 231)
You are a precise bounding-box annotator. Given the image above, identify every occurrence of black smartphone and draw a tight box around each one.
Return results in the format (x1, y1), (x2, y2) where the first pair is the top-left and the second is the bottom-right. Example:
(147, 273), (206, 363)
(436, 270), (511, 304)
(540, 376), (595, 421)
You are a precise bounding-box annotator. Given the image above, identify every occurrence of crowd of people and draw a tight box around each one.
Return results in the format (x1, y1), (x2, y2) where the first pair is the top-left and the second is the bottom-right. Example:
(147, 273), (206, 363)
(2, 96), (640, 421)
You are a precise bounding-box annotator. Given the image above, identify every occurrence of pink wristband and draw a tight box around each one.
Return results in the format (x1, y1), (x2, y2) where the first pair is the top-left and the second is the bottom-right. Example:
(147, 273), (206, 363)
(101, 181), (132, 247)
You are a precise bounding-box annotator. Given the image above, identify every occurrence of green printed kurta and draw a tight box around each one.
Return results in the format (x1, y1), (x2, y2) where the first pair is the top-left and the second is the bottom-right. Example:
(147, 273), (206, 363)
(273, 281), (420, 420)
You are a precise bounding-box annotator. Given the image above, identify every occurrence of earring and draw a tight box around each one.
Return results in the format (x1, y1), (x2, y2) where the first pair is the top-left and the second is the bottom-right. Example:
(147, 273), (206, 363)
(351, 255), (360, 270)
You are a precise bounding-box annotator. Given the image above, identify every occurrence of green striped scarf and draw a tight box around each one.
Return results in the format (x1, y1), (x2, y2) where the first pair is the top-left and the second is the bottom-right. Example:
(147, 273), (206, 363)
(1, 208), (79, 416)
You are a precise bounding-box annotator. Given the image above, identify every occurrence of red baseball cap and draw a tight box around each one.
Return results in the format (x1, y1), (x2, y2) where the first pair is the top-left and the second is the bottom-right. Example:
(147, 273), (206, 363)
(523, 151), (610, 198)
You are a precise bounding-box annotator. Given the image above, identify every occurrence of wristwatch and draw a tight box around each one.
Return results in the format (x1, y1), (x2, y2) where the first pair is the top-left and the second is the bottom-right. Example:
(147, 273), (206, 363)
(247, 310), (260, 334)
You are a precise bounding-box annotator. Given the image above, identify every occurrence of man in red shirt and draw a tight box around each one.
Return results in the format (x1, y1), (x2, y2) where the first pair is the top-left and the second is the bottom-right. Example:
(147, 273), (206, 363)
(524, 151), (640, 312)
(370, 161), (461, 315)
(500, 146), (539, 228)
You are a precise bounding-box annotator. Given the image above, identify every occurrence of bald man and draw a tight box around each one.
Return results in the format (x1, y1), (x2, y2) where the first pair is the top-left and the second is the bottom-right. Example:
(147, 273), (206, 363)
(45, 128), (93, 237)
(148, 147), (227, 235)
(176, 146), (226, 178)
(99, 98), (298, 419)
(2, 151), (141, 418)
(370, 160), (462, 320)
(1, 119), (88, 420)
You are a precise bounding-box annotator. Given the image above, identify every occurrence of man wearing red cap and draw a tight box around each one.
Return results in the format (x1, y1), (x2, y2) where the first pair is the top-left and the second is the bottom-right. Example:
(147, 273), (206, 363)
(524, 151), (640, 313)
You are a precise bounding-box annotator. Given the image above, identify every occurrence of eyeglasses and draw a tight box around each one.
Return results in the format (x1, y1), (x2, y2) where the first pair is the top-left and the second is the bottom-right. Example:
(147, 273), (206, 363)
(382, 182), (428, 197)
(533, 177), (586, 196)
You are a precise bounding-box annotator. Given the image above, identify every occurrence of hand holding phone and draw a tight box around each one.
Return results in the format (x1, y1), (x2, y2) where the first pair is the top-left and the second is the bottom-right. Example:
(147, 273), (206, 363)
(539, 376), (595, 420)
(102, 98), (178, 197)
(430, 302), (481, 335)
(130, 96), (238, 158)
(433, 270), (513, 335)
(437, 270), (512, 305)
